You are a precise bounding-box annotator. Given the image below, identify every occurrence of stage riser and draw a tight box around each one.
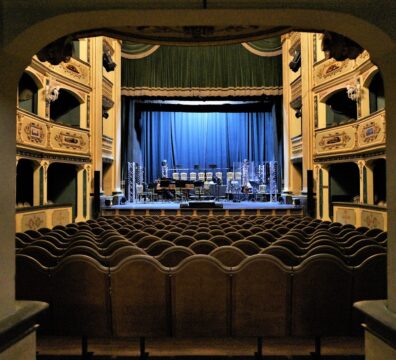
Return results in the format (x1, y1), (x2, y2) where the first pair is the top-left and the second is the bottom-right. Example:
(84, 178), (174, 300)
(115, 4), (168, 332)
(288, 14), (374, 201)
(101, 208), (303, 217)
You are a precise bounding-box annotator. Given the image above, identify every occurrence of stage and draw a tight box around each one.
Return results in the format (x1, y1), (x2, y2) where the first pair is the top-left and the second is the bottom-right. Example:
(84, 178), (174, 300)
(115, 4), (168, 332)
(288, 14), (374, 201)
(101, 200), (303, 217)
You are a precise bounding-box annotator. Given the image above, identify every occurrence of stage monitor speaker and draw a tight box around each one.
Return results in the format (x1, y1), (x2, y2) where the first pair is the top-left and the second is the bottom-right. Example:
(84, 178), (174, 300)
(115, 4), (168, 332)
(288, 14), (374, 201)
(184, 201), (223, 209)
(307, 170), (315, 217)
(93, 171), (101, 219)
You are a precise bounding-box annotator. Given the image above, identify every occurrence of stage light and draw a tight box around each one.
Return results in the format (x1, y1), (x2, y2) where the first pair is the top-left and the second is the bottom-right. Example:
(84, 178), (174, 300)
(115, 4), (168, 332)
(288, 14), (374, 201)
(103, 51), (116, 72)
(289, 49), (301, 72)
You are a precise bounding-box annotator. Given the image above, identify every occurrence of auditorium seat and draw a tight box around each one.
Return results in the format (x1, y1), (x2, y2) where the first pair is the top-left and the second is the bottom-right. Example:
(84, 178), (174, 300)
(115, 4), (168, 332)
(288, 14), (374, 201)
(348, 245), (386, 267)
(209, 229), (225, 236)
(374, 231), (388, 243)
(145, 240), (174, 256)
(16, 254), (52, 333)
(225, 232), (244, 242)
(260, 246), (300, 267)
(162, 231), (184, 242)
(171, 256), (230, 336)
(190, 240), (217, 255)
(51, 255), (111, 337)
(291, 255), (353, 337)
(16, 232), (36, 244)
(351, 254), (387, 333)
(107, 246), (147, 267)
(135, 235), (161, 249)
(193, 232), (212, 241)
(101, 240), (134, 256)
(111, 256), (169, 337)
(210, 235), (233, 247)
(255, 231), (277, 243)
(343, 238), (383, 255)
(272, 240), (305, 256)
(174, 235), (196, 247)
(61, 245), (107, 264)
(25, 229), (43, 238)
(29, 240), (65, 257)
(20, 246), (59, 268)
(232, 255), (292, 336)
(209, 246), (247, 267)
(156, 246), (195, 267)
(302, 245), (347, 263)
(232, 240), (261, 255)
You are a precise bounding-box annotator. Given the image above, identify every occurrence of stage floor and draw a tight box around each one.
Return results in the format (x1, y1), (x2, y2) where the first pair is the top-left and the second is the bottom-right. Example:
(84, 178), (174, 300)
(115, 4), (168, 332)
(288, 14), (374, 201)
(101, 200), (303, 217)
(110, 200), (298, 210)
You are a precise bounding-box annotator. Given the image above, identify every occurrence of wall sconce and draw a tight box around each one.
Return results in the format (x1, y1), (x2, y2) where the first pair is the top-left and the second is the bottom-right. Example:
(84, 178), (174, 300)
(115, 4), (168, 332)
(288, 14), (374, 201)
(346, 81), (361, 101)
(45, 83), (60, 104)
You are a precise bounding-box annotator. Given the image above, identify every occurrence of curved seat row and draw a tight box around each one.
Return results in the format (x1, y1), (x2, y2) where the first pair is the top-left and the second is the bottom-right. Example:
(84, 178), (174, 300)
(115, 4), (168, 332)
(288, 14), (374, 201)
(16, 253), (386, 338)
(18, 235), (386, 268)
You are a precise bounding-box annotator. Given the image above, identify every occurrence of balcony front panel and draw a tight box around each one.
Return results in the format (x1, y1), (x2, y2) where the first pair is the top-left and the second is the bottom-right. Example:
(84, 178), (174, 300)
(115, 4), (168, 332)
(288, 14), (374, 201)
(17, 109), (90, 157)
(315, 110), (385, 157)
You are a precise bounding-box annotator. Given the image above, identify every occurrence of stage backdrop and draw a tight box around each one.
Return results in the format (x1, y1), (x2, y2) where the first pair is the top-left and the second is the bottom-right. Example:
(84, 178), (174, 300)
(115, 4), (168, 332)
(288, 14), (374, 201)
(122, 98), (283, 185)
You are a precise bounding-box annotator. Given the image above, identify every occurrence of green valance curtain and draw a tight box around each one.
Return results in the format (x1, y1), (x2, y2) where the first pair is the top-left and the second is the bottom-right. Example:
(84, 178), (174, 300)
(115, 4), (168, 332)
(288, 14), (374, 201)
(121, 42), (282, 97)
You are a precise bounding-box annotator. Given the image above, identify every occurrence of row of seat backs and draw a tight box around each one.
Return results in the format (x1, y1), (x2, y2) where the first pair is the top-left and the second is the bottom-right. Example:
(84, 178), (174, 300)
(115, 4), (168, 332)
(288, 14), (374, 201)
(17, 236), (386, 268)
(17, 221), (387, 248)
(16, 253), (386, 338)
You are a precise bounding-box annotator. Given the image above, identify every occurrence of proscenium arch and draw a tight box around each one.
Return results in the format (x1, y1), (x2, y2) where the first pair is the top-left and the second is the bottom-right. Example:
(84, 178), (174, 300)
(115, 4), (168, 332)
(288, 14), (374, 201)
(1, 4), (396, 320)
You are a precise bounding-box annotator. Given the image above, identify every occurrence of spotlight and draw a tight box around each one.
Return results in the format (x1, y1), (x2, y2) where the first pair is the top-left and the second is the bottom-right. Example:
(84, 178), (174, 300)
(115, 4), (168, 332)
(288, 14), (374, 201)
(103, 51), (116, 72)
(289, 49), (301, 72)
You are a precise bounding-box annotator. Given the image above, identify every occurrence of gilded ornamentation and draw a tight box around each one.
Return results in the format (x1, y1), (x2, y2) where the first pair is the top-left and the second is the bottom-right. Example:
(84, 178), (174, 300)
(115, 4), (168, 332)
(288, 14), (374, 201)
(360, 121), (381, 143)
(361, 210), (384, 230)
(54, 130), (87, 150)
(335, 208), (356, 225)
(318, 131), (351, 150)
(52, 209), (71, 226)
(22, 212), (46, 231)
(24, 122), (46, 144)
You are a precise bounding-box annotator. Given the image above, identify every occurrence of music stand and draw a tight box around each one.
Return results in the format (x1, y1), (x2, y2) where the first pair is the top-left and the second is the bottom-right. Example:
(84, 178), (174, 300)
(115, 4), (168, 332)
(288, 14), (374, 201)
(193, 180), (204, 200)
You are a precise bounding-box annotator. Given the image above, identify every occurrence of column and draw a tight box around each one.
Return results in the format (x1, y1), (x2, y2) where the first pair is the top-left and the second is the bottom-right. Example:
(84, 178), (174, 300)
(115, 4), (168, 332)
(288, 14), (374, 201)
(316, 164), (330, 221)
(358, 160), (374, 205)
(75, 165), (84, 222)
(281, 34), (291, 193)
(112, 40), (123, 196)
(90, 37), (103, 193)
(33, 160), (49, 206)
(300, 33), (315, 193)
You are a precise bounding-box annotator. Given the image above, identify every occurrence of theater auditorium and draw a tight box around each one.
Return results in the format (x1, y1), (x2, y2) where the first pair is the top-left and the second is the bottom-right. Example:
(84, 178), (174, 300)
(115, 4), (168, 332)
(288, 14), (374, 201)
(0, 2), (395, 360)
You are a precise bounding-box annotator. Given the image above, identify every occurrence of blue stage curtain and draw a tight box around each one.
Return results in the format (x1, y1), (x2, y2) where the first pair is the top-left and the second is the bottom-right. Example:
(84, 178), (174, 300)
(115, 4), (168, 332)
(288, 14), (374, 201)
(130, 104), (282, 184)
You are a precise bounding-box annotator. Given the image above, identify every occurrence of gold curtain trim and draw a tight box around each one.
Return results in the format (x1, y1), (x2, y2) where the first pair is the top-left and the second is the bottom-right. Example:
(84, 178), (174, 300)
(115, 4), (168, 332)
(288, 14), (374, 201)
(241, 43), (282, 57)
(121, 45), (160, 59)
(121, 86), (282, 97)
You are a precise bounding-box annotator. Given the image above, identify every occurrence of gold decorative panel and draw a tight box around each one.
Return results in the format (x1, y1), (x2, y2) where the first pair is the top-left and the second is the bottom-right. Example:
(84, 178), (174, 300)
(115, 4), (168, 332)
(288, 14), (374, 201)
(335, 208), (356, 226)
(17, 109), (90, 157)
(313, 51), (370, 88)
(47, 57), (90, 87)
(17, 112), (48, 149)
(52, 209), (71, 226)
(22, 212), (46, 231)
(315, 111), (385, 157)
(357, 111), (386, 149)
(361, 210), (385, 230)
(315, 126), (355, 155)
(50, 125), (90, 155)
